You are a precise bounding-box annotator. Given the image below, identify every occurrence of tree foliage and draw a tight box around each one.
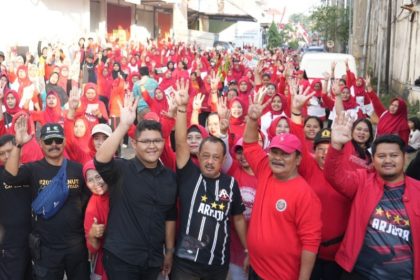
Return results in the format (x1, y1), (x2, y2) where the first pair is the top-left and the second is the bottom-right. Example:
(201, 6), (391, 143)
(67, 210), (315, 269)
(309, 5), (349, 51)
(267, 21), (281, 49)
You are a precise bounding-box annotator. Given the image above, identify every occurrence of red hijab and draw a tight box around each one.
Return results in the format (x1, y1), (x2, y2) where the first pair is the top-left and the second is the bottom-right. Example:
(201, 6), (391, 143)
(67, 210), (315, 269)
(341, 87), (359, 110)
(310, 79), (323, 98)
(81, 83), (108, 123)
(267, 116), (291, 141)
(354, 77), (366, 97)
(4, 90), (21, 115)
(269, 93), (288, 116)
(229, 97), (246, 125)
(44, 90), (63, 124)
(377, 98), (410, 142)
(16, 65), (31, 98)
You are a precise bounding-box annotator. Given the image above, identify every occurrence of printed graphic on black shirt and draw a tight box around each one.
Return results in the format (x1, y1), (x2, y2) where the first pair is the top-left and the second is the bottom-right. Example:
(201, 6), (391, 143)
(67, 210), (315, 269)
(355, 184), (413, 279)
(176, 159), (245, 266)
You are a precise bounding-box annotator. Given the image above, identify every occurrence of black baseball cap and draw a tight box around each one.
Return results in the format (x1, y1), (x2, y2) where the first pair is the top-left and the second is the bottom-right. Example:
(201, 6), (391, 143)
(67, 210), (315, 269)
(313, 128), (331, 147)
(40, 123), (64, 140)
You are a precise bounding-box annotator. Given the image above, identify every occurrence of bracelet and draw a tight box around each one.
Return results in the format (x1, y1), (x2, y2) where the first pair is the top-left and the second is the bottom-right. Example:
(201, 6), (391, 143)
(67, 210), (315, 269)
(165, 247), (175, 254)
(177, 109), (187, 113)
(292, 112), (302, 116)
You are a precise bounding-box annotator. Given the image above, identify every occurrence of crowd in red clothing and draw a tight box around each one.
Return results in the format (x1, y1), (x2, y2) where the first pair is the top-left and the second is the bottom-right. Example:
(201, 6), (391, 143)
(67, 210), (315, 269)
(0, 36), (419, 280)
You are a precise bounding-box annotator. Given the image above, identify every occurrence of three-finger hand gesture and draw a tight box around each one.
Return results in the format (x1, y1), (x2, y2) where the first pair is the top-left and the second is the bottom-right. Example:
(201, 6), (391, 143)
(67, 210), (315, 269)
(192, 93), (205, 112)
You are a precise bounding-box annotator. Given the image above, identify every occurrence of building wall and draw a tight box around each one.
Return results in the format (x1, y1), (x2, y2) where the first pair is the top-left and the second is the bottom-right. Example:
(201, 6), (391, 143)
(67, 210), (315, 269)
(0, 0), (90, 52)
(351, 0), (420, 95)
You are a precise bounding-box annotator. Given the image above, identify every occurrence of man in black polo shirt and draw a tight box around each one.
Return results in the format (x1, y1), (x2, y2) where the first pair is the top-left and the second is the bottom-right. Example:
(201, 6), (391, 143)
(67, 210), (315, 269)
(0, 134), (32, 280)
(94, 95), (177, 279)
(172, 79), (248, 279)
(4, 117), (91, 279)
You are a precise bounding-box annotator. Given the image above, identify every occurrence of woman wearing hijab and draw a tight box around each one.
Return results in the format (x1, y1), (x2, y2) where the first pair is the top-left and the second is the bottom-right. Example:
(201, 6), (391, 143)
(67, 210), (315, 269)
(83, 160), (109, 280)
(260, 93), (289, 139)
(44, 71), (68, 107)
(228, 97), (246, 144)
(78, 83), (108, 126)
(31, 90), (64, 127)
(141, 87), (168, 116)
(12, 65), (41, 111)
(3, 90), (22, 128)
(370, 95), (410, 145)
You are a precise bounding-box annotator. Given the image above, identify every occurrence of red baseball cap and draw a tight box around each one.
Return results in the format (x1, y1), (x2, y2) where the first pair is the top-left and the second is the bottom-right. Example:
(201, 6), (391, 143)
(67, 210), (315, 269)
(143, 111), (160, 122)
(268, 133), (302, 154)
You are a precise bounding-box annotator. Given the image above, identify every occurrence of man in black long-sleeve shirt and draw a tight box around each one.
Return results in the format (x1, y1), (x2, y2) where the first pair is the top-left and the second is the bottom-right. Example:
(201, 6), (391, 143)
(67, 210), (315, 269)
(4, 119), (90, 280)
(95, 95), (177, 279)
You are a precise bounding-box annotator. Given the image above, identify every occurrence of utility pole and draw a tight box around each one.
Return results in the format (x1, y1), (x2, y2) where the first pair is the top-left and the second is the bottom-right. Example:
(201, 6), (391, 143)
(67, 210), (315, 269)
(384, 0), (392, 93)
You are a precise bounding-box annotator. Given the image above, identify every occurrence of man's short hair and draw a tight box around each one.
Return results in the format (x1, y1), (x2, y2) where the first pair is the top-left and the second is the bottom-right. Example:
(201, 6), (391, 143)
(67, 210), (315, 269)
(199, 136), (227, 156)
(135, 120), (162, 138)
(371, 135), (405, 155)
(139, 66), (149, 76)
(0, 134), (15, 147)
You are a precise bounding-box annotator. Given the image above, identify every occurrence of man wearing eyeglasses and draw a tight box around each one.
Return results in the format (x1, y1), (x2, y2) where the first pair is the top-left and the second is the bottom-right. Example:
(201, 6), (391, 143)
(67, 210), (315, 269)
(94, 95), (177, 279)
(4, 117), (91, 279)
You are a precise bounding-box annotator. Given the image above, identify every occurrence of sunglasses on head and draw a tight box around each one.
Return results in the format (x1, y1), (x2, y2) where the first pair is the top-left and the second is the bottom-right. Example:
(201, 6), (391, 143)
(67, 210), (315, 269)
(43, 138), (64, 145)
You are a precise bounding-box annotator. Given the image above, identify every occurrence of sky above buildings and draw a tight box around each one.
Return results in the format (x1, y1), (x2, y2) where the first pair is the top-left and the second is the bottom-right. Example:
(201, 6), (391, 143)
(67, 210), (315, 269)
(265, 0), (321, 19)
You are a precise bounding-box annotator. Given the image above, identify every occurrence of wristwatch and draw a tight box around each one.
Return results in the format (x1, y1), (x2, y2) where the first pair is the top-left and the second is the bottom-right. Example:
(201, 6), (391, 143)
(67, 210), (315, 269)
(16, 143), (24, 149)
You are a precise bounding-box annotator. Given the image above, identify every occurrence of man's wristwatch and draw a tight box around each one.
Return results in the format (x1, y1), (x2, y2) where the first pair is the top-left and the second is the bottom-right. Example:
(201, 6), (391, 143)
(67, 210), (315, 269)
(165, 247), (175, 254)
(16, 143), (24, 149)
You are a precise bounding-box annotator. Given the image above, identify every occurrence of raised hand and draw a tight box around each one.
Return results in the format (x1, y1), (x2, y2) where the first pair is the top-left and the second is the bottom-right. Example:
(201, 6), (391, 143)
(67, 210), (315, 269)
(322, 71), (331, 81)
(68, 87), (80, 111)
(290, 78), (316, 112)
(331, 79), (342, 96)
(210, 72), (220, 91)
(365, 74), (371, 87)
(14, 114), (32, 145)
(331, 111), (354, 148)
(174, 79), (189, 107)
(247, 87), (270, 121)
(162, 93), (177, 118)
(192, 93), (205, 112)
(217, 96), (229, 120)
(119, 91), (139, 127)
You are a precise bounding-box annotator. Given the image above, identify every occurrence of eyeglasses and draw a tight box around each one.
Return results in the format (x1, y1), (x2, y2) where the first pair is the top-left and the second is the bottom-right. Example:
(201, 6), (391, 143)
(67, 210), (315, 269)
(135, 138), (164, 146)
(43, 138), (64, 145)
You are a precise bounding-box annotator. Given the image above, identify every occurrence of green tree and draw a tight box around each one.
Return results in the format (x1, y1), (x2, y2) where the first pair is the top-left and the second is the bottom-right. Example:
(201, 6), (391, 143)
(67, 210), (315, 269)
(289, 13), (311, 27)
(267, 21), (281, 49)
(309, 5), (349, 52)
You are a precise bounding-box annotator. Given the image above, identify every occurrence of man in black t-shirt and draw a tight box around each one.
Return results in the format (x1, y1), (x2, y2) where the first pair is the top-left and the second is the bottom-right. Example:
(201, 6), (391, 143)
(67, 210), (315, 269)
(172, 79), (248, 280)
(0, 134), (32, 280)
(4, 118), (90, 280)
(95, 94), (177, 280)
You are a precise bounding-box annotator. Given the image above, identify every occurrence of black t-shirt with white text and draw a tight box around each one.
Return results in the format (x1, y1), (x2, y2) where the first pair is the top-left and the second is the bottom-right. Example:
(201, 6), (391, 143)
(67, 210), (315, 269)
(3, 159), (90, 249)
(355, 183), (413, 279)
(176, 158), (245, 266)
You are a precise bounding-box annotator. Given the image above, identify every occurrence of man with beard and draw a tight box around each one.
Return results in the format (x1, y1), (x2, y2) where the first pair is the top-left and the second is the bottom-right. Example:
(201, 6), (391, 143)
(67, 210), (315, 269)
(4, 119), (91, 279)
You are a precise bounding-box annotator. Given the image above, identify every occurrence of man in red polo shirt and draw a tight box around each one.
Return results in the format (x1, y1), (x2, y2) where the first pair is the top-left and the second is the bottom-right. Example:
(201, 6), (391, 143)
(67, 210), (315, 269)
(242, 93), (322, 280)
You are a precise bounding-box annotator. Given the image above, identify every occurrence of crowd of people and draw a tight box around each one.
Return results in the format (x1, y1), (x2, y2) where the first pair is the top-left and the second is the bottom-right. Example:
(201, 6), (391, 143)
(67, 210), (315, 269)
(0, 36), (419, 280)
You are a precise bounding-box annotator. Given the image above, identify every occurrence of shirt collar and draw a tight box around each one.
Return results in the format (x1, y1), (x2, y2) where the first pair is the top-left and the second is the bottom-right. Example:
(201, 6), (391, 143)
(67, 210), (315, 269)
(132, 156), (164, 174)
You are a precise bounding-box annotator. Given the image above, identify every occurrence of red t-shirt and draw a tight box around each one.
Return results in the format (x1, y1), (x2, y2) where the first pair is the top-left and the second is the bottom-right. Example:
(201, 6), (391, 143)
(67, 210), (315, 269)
(227, 162), (258, 266)
(298, 149), (351, 261)
(243, 141), (322, 280)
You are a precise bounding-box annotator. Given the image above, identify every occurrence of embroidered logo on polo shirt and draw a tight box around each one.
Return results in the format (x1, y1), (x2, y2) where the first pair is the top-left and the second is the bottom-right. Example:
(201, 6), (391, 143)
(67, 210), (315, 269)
(218, 189), (230, 202)
(275, 199), (287, 212)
